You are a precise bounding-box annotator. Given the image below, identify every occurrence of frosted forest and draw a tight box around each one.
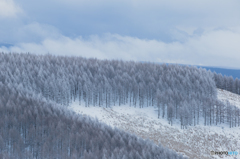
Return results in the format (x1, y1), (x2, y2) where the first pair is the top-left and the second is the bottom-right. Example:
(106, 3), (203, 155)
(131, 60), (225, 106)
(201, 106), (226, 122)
(0, 52), (240, 158)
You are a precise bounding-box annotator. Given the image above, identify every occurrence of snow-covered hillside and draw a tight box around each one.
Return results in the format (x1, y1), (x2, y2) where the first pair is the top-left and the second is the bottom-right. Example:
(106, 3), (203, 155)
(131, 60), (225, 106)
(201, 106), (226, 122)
(218, 89), (240, 109)
(69, 89), (240, 159)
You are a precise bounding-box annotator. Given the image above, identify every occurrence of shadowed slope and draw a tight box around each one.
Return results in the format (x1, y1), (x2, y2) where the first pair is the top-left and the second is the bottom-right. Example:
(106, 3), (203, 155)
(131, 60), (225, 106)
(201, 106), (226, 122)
(0, 83), (185, 159)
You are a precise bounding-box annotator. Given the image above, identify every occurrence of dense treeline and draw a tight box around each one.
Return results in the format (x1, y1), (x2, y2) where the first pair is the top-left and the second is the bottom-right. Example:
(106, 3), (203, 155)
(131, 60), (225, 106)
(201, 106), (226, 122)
(214, 72), (240, 95)
(0, 53), (239, 128)
(212, 72), (240, 128)
(0, 83), (185, 159)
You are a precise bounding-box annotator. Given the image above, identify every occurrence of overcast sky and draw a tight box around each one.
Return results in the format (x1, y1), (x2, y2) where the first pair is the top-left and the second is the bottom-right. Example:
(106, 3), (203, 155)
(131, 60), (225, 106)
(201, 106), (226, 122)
(0, 0), (240, 68)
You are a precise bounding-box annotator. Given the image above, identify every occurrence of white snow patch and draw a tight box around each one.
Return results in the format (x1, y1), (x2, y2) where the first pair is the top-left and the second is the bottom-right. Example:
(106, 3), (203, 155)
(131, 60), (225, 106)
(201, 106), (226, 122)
(69, 90), (240, 159)
(218, 88), (240, 109)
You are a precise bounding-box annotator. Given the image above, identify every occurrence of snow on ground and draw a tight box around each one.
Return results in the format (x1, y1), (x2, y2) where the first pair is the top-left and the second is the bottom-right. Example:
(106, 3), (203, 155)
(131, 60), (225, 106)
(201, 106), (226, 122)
(218, 88), (240, 109)
(69, 90), (240, 159)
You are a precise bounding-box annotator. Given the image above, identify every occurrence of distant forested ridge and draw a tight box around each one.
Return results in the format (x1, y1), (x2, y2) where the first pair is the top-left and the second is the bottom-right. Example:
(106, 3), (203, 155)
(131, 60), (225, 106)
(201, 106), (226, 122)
(200, 66), (240, 79)
(0, 52), (239, 129)
(0, 83), (185, 159)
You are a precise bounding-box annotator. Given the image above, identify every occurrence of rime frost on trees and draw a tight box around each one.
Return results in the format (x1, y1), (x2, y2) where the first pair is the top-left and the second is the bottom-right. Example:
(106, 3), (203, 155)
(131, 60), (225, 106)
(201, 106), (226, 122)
(0, 53), (239, 130)
(0, 83), (187, 158)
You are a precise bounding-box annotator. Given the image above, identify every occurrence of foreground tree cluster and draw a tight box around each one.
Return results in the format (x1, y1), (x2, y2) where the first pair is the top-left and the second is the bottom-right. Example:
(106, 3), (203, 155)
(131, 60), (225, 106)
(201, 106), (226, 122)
(0, 83), (185, 159)
(0, 53), (239, 129)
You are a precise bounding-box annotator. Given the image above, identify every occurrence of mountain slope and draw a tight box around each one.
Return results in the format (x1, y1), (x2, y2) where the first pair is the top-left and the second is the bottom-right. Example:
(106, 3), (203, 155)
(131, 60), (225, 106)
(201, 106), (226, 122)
(218, 89), (240, 109)
(0, 83), (185, 159)
(1, 53), (239, 158)
(70, 89), (240, 159)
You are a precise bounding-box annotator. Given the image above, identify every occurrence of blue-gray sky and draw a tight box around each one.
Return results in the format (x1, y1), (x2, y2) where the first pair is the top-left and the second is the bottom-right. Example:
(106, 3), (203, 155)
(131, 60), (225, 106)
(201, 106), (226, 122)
(1, 0), (240, 68)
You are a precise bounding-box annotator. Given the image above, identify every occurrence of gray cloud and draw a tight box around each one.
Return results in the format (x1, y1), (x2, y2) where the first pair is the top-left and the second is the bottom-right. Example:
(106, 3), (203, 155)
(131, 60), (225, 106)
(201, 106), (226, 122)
(9, 0), (240, 41)
(1, 0), (240, 68)
(1, 28), (240, 68)
(0, 0), (22, 18)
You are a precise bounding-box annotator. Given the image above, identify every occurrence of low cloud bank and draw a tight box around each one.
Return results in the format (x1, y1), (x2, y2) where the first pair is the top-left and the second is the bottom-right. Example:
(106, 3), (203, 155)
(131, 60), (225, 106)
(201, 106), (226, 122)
(1, 28), (240, 68)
